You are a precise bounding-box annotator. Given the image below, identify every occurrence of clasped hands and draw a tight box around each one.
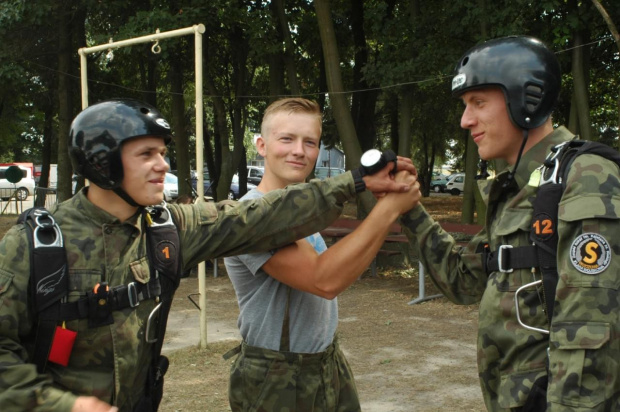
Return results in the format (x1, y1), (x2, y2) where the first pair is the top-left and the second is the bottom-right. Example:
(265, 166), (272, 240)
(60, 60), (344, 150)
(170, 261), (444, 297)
(362, 156), (421, 214)
(362, 155), (417, 195)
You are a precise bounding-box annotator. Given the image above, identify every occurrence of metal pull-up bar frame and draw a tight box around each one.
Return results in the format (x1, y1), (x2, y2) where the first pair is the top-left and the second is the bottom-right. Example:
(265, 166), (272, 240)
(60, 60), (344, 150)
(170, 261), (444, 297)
(77, 24), (210, 348)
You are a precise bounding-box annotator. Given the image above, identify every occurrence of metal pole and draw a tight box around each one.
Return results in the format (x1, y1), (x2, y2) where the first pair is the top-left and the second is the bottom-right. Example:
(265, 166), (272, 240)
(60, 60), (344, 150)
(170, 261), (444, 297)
(79, 51), (89, 109)
(194, 24), (209, 349)
(79, 25), (202, 55)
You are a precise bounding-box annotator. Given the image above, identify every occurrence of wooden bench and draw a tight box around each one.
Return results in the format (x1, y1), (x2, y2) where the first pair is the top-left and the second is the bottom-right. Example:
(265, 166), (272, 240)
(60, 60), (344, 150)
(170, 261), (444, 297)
(320, 218), (408, 277)
(320, 218), (483, 300)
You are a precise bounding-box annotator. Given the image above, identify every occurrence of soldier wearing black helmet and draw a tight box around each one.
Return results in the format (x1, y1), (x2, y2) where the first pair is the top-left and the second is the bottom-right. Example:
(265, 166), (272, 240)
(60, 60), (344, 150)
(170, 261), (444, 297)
(401, 36), (620, 410)
(0, 98), (417, 412)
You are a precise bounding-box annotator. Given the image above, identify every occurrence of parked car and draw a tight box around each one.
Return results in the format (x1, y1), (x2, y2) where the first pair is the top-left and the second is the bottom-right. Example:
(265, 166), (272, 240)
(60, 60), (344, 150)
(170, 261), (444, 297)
(430, 174), (449, 193)
(314, 167), (345, 179)
(445, 173), (465, 195)
(163, 172), (179, 201)
(191, 171), (256, 200)
(246, 166), (264, 185)
(190, 171), (213, 196)
(230, 174), (257, 200)
(0, 165), (35, 200)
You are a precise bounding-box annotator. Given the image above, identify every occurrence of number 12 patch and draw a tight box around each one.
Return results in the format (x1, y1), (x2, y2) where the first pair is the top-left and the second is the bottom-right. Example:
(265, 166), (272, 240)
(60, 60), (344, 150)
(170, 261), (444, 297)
(569, 233), (611, 275)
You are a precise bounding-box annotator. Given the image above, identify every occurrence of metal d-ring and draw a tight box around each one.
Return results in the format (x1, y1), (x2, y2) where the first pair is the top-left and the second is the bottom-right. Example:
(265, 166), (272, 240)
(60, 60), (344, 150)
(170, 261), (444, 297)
(515, 280), (549, 335)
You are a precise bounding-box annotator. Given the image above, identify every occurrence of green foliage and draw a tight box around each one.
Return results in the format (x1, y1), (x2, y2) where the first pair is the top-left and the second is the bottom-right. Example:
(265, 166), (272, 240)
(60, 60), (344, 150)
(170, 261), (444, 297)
(0, 0), (617, 180)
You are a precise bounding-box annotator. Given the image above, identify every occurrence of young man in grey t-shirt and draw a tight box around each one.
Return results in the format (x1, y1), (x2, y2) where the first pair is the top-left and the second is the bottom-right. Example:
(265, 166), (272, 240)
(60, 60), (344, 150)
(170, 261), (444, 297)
(224, 98), (420, 411)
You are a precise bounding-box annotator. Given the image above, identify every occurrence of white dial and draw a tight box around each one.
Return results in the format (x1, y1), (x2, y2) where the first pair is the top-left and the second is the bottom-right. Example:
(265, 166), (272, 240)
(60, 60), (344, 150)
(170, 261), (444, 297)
(361, 149), (382, 167)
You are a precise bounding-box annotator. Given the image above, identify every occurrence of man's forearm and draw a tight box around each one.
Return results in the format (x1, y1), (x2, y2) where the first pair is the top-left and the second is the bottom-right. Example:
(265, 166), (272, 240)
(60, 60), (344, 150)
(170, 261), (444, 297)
(179, 172), (356, 267)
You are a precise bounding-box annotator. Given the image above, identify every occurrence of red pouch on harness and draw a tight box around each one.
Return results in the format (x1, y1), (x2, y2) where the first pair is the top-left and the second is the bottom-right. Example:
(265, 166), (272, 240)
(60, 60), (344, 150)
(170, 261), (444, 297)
(48, 325), (77, 366)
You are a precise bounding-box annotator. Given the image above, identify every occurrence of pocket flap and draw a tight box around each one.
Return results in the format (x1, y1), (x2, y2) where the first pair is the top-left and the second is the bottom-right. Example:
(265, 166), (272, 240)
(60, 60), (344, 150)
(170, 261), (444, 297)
(550, 321), (610, 350)
(495, 208), (532, 236)
(559, 195), (620, 222)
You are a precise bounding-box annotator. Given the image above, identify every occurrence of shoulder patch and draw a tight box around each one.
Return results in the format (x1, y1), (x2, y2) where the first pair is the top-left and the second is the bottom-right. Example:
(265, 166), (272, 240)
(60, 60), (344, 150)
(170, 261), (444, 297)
(569, 233), (611, 275)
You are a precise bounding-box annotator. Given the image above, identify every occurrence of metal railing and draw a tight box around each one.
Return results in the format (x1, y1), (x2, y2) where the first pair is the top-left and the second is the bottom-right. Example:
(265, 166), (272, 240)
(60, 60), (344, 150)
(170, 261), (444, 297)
(0, 187), (59, 215)
(0, 188), (26, 215)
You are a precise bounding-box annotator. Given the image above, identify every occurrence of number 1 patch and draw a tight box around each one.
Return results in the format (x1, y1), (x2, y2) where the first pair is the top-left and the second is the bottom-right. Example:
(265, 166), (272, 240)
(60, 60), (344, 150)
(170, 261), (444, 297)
(569, 233), (611, 275)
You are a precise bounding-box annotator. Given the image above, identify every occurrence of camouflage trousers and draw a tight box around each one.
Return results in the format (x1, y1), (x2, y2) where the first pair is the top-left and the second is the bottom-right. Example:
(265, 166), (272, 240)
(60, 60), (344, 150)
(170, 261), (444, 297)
(227, 338), (360, 412)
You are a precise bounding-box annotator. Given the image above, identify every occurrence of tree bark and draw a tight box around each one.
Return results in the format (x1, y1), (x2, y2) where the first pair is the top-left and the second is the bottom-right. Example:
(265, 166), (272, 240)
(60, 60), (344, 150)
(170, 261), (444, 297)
(315, 0), (375, 214)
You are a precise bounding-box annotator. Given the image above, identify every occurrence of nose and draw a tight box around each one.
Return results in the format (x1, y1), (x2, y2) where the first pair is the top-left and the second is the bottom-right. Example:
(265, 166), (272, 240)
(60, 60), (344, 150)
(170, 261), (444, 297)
(460, 104), (476, 129)
(291, 139), (305, 156)
(155, 153), (170, 171)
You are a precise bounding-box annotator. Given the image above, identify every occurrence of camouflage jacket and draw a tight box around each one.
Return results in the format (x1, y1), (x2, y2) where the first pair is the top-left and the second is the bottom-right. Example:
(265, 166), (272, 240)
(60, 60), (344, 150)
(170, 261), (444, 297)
(0, 173), (355, 412)
(402, 126), (620, 411)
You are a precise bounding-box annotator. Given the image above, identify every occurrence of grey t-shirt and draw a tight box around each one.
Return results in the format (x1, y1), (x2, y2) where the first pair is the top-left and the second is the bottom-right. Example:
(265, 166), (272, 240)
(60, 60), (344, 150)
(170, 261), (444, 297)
(224, 189), (338, 353)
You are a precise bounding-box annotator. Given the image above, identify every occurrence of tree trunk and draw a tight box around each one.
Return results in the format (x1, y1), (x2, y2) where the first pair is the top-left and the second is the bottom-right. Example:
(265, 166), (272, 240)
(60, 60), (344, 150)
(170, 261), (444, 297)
(35, 101), (55, 207)
(461, 130), (479, 224)
(272, 0), (300, 95)
(169, 53), (191, 198)
(205, 77), (231, 201)
(267, 53), (285, 101)
(571, 30), (592, 140)
(314, 0), (375, 215)
(350, 0), (378, 152)
(56, 4), (75, 202)
(226, 27), (251, 201)
(590, 0), (620, 139)
(398, 88), (413, 157)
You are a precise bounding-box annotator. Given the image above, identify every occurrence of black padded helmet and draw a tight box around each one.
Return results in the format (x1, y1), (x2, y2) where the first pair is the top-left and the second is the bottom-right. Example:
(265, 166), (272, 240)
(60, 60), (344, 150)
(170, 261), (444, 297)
(69, 99), (172, 190)
(451, 36), (561, 129)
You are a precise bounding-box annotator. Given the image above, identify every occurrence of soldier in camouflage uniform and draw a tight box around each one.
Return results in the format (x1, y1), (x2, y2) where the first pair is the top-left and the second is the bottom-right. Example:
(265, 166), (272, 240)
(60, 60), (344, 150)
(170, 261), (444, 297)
(401, 36), (620, 411)
(223, 98), (420, 412)
(0, 99), (415, 412)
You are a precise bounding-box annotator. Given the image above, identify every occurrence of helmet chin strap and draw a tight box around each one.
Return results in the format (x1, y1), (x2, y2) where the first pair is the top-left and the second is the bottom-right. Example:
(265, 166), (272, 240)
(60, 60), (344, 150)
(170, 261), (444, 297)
(503, 129), (529, 188)
(113, 187), (141, 208)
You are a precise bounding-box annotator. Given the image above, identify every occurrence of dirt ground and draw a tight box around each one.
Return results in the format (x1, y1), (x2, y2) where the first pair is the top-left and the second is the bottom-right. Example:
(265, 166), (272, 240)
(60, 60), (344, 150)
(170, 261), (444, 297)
(159, 194), (486, 412)
(0, 194), (485, 412)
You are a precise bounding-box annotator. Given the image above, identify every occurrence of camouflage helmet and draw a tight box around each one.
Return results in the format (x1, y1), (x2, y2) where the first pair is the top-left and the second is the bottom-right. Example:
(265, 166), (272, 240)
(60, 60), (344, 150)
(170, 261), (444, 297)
(451, 36), (561, 129)
(69, 99), (172, 190)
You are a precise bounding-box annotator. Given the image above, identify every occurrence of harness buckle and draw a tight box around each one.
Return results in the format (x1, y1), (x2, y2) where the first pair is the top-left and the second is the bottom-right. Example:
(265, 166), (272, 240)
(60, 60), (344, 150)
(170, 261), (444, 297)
(32, 210), (63, 248)
(540, 141), (570, 186)
(127, 282), (140, 308)
(515, 279), (549, 335)
(497, 245), (514, 273)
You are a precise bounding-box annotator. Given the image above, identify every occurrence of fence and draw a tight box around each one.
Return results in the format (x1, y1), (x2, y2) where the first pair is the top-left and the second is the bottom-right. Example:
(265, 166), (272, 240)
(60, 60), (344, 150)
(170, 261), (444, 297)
(0, 188), (27, 215)
(0, 187), (58, 215)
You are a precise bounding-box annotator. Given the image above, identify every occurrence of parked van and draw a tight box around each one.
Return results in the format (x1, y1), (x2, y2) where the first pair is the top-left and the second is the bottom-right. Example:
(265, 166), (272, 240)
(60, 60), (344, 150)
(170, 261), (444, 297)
(445, 173), (465, 195)
(0, 165), (36, 200)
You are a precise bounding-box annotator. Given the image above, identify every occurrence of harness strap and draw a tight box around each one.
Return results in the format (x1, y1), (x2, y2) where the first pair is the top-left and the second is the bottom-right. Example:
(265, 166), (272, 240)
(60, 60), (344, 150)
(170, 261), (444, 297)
(530, 182), (563, 325)
(37, 279), (162, 321)
(484, 245), (538, 273)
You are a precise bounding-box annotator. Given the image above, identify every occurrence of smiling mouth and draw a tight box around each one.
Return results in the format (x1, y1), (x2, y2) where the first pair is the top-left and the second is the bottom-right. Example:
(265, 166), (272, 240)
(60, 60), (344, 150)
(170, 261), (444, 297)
(471, 132), (484, 143)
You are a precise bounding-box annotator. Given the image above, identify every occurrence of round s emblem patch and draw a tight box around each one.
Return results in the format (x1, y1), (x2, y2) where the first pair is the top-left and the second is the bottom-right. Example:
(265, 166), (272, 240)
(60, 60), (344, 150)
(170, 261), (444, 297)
(569, 233), (611, 275)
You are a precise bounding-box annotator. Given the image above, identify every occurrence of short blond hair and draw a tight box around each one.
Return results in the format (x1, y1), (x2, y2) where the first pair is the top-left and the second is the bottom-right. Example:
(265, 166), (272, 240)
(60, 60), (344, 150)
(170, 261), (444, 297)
(260, 98), (322, 138)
